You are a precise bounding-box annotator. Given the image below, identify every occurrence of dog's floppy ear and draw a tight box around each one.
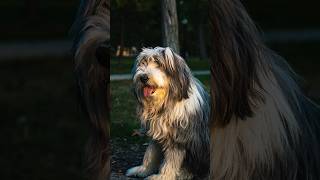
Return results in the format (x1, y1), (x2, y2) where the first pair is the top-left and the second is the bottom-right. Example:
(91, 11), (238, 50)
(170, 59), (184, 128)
(163, 47), (190, 100)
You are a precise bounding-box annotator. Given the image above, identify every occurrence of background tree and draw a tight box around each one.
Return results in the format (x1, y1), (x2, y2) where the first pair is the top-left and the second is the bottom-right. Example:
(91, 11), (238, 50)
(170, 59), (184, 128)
(111, 0), (208, 58)
(112, 0), (160, 55)
(177, 0), (208, 59)
(161, 0), (180, 53)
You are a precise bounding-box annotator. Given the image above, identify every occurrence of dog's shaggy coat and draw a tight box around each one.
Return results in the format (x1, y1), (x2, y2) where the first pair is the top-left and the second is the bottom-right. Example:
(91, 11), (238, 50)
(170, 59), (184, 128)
(209, 0), (320, 179)
(72, 0), (110, 179)
(127, 47), (210, 179)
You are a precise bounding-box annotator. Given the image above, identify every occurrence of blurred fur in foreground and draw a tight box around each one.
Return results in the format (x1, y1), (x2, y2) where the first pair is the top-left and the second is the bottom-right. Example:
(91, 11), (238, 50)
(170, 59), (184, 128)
(126, 47), (210, 180)
(72, 0), (110, 179)
(209, 0), (320, 179)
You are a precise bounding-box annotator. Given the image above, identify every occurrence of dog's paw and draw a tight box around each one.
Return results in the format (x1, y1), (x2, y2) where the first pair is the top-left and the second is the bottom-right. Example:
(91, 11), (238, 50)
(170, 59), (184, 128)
(126, 166), (151, 178)
(144, 174), (162, 180)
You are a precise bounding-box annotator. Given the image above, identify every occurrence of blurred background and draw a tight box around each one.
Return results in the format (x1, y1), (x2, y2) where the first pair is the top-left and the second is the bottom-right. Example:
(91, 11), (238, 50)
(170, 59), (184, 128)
(0, 0), (89, 180)
(0, 0), (320, 179)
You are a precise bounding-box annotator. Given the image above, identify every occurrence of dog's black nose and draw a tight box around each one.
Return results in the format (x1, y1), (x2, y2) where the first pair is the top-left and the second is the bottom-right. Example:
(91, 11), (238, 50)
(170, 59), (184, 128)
(140, 74), (149, 83)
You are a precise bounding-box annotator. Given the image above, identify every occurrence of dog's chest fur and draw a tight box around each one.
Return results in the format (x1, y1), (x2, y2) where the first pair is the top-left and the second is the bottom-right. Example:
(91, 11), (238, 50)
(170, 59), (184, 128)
(140, 103), (191, 146)
(138, 80), (209, 146)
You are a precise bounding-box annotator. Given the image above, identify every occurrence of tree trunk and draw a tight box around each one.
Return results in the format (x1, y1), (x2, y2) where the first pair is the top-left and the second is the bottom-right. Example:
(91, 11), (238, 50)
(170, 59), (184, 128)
(161, 0), (180, 53)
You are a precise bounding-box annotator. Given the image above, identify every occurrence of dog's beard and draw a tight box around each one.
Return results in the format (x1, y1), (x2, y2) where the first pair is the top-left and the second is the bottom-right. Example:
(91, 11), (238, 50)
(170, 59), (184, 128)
(134, 79), (170, 120)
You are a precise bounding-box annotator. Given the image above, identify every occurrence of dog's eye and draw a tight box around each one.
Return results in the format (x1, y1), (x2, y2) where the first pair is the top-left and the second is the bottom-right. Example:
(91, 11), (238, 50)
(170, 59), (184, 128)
(140, 60), (147, 67)
(154, 59), (161, 67)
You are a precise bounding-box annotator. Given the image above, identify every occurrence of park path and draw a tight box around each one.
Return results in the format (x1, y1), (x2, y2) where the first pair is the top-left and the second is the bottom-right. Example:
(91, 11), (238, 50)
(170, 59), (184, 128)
(0, 40), (72, 60)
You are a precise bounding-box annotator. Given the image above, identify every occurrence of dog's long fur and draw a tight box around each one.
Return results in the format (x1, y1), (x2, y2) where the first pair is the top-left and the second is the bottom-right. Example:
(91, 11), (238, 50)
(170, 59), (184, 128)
(209, 0), (320, 179)
(72, 0), (110, 179)
(127, 47), (210, 179)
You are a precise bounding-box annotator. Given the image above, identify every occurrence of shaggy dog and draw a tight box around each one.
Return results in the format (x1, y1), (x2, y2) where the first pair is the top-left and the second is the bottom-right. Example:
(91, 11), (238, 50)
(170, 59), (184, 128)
(126, 47), (210, 179)
(208, 0), (320, 179)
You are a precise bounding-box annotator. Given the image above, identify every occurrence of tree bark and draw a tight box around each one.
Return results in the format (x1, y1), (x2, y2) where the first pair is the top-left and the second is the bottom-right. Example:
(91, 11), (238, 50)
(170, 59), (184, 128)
(161, 0), (180, 53)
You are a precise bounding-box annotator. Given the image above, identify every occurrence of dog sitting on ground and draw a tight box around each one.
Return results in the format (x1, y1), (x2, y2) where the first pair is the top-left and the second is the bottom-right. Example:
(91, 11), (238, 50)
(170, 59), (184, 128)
(126, 47), (210, 180)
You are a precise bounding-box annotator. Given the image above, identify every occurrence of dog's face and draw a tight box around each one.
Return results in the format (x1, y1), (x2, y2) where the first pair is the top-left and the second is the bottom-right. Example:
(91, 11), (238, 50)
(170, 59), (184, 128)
(133, 47), (191, 106)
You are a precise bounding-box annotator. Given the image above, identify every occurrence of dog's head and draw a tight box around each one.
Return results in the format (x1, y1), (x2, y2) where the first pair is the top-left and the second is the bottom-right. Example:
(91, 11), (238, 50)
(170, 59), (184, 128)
(132, 47), (191, 106)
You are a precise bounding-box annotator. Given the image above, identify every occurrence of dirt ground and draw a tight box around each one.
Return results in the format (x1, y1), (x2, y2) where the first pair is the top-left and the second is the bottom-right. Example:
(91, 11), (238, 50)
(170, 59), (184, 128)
(111, 137), (148, 179)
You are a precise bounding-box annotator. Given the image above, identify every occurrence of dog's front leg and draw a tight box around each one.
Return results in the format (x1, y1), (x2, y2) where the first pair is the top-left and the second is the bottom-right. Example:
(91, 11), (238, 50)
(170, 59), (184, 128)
(146, 146), (191, 180)
(126, 141), (163, 178)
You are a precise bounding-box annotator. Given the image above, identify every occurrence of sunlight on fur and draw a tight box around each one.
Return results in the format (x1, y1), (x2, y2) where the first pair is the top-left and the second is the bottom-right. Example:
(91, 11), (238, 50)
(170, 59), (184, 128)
(127, 47), (210, 180)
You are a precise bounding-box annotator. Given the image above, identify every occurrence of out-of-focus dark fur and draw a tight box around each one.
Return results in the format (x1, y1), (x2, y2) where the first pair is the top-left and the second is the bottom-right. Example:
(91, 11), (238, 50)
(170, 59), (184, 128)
(72, 0), (110, 179)
(209, 0), (320, 179)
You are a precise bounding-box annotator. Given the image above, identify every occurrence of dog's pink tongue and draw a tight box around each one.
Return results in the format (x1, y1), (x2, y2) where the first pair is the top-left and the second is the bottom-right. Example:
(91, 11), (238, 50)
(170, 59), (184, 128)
(143, 87), (154, 97)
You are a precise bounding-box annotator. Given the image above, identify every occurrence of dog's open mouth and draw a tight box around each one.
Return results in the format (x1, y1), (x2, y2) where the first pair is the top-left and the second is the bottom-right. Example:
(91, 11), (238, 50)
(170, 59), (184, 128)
(143, 86), (156, 97)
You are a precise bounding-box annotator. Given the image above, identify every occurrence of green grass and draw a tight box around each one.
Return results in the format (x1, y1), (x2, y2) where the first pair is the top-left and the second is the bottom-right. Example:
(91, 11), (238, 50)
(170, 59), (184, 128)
(111, 80), (137, 137)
